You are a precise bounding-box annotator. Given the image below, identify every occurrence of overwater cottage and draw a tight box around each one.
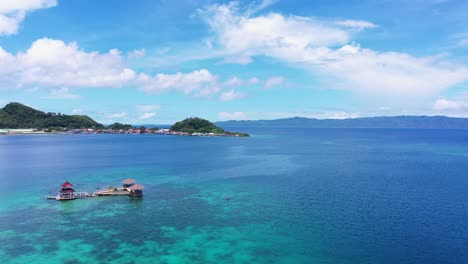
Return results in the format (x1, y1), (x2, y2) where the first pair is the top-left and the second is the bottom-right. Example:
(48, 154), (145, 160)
(57, 181), (77, 201)
(123, 178), (135, 188)
(129, 184), (144, 197)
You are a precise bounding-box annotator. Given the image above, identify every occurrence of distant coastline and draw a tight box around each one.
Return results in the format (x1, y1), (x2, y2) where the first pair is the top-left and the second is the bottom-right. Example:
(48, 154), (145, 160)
(0, 103), (249, 137)
(215, 116), (468, 129)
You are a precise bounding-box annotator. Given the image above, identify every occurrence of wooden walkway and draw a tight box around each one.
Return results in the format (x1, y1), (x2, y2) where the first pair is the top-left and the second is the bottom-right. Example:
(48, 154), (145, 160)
(93, 188), (130, 196)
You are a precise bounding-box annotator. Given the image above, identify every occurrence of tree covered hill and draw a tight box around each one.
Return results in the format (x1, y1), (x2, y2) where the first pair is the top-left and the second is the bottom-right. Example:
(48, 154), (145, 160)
(0, 102), (103, 129)
(170, 117), (225, 134)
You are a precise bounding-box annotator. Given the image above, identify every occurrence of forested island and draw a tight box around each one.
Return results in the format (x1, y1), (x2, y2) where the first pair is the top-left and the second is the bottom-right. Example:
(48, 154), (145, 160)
(0, 102), (249, 137)
(0, 102), (103, 130)
(170, 117), (249, 137)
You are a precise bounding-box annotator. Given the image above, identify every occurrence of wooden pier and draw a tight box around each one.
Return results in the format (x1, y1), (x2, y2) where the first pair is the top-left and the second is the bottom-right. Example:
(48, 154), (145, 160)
(45, 178), (144, 201)
(94, 188), (130, 196)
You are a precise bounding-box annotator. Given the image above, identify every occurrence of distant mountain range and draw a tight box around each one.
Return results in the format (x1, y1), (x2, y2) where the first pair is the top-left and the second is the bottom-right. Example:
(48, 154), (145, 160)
(215, 116), (468, 129)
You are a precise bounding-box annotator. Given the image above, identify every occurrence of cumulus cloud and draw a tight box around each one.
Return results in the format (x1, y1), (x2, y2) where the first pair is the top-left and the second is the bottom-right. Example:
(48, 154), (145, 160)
(200, 2), (350, 64)
(321, 111), (359, 119)
(137, 69), (218, 95)
(456, 39), (468, 47)
(72, 108), (84, 115)
(0, 38), (136, 88)
(224, 76), (259, 87)
(218, 111), (247, 120)
(224, 76), (244, 87)
(106, 112), (127, 119)
(138, 69), (258, 100)
(263, 76), (284, 89)
(127, 49), (146, 58)
(0, 36), (262, 100)
(0, 0), (57, 35)
(219, 89), (245, 101)
(200, 2), (468, 96)
(44, 87), (80, 99)
(433, 99), (468, 111)
(138, 112), (156, 120)
(335, 19), (378, 30)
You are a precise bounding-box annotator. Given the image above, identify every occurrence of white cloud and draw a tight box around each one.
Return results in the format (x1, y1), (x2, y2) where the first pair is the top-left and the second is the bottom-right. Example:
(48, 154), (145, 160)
(322, 111), (359, 119)
(224, 76), (244, 87)
(218, 111), (247, 120)
(433, 99), (468, 111)
(317, 44), (468, 96)
(0, 37), (260, 101)
(224, 76), (259, 87)
(138, 112), (156, 120)
(127, 49), (146, 58)
(335, 20), (378, 30)
(138, 69), (255, 100)
(200, 2), (351, 64)
(249, 77), (260, 84)
(20, 38), (136, 87)
(0, 0), (57, 36)
(245, 0), (277, 16)
(136, 104), (160, 112)
(0, 11), (25, 35)
(44, 87), (80, 99)
(0, 38), (136, 88)
(219, 89), (245, 101)
(72, 108), (84, 115)
(106, 112), (127, 119)
(263, 76), (284, 89)
(138, 69), (218, 94)
(456, 39), (468, 47)
(0, 47), (16, 74)
(193, 85), (221, 98)
(201, 2), (468, 97)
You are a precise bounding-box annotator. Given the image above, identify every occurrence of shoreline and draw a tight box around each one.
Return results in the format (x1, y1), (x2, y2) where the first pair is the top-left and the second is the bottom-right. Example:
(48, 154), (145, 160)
(0, 130), (249, 137)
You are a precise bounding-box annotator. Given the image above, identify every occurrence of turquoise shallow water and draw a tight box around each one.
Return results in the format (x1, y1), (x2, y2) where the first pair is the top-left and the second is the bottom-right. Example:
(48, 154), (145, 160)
(1, 128), (468, 263)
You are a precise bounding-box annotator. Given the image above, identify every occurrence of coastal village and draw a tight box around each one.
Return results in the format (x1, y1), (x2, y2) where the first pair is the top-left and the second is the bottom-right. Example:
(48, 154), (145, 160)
(0, 103), (250, 137)
(0, 127), (247, 136)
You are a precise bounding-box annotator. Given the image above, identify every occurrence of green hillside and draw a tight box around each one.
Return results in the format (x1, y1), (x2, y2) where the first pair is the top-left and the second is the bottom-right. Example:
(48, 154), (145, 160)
(171, 117), (225, 134)
(0, 102), (103, 129)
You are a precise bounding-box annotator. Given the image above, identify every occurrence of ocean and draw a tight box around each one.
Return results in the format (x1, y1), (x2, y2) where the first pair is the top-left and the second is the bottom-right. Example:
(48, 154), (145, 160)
(0, 128), (467, 263)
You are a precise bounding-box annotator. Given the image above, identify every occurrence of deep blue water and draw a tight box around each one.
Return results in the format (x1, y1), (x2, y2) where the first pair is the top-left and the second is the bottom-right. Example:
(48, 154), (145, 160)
(1, 128), (468, 263)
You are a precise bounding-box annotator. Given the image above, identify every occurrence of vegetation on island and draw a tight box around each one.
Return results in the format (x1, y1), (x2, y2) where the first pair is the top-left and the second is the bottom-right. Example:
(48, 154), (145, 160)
(171, 117), (225, 134)
(0, 103), (248, 137)
(108, 122), (133, 130)
(171, 117), (249, 136)
(0, 102), (103, 129)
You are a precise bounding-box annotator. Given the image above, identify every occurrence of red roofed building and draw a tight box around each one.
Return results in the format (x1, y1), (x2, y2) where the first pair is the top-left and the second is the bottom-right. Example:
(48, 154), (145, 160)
(57, 181), (77, 201)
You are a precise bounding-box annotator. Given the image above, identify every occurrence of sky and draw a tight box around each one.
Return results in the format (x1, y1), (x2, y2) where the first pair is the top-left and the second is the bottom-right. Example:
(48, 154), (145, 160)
(1, 0), (468, 124)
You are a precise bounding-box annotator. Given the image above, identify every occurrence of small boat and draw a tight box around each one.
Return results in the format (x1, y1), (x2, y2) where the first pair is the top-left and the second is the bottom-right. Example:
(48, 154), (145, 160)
(225, 195), (230, 200)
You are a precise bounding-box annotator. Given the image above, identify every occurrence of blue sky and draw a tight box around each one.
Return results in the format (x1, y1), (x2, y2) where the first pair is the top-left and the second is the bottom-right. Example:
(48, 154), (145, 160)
(1, 0), (468, 124)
